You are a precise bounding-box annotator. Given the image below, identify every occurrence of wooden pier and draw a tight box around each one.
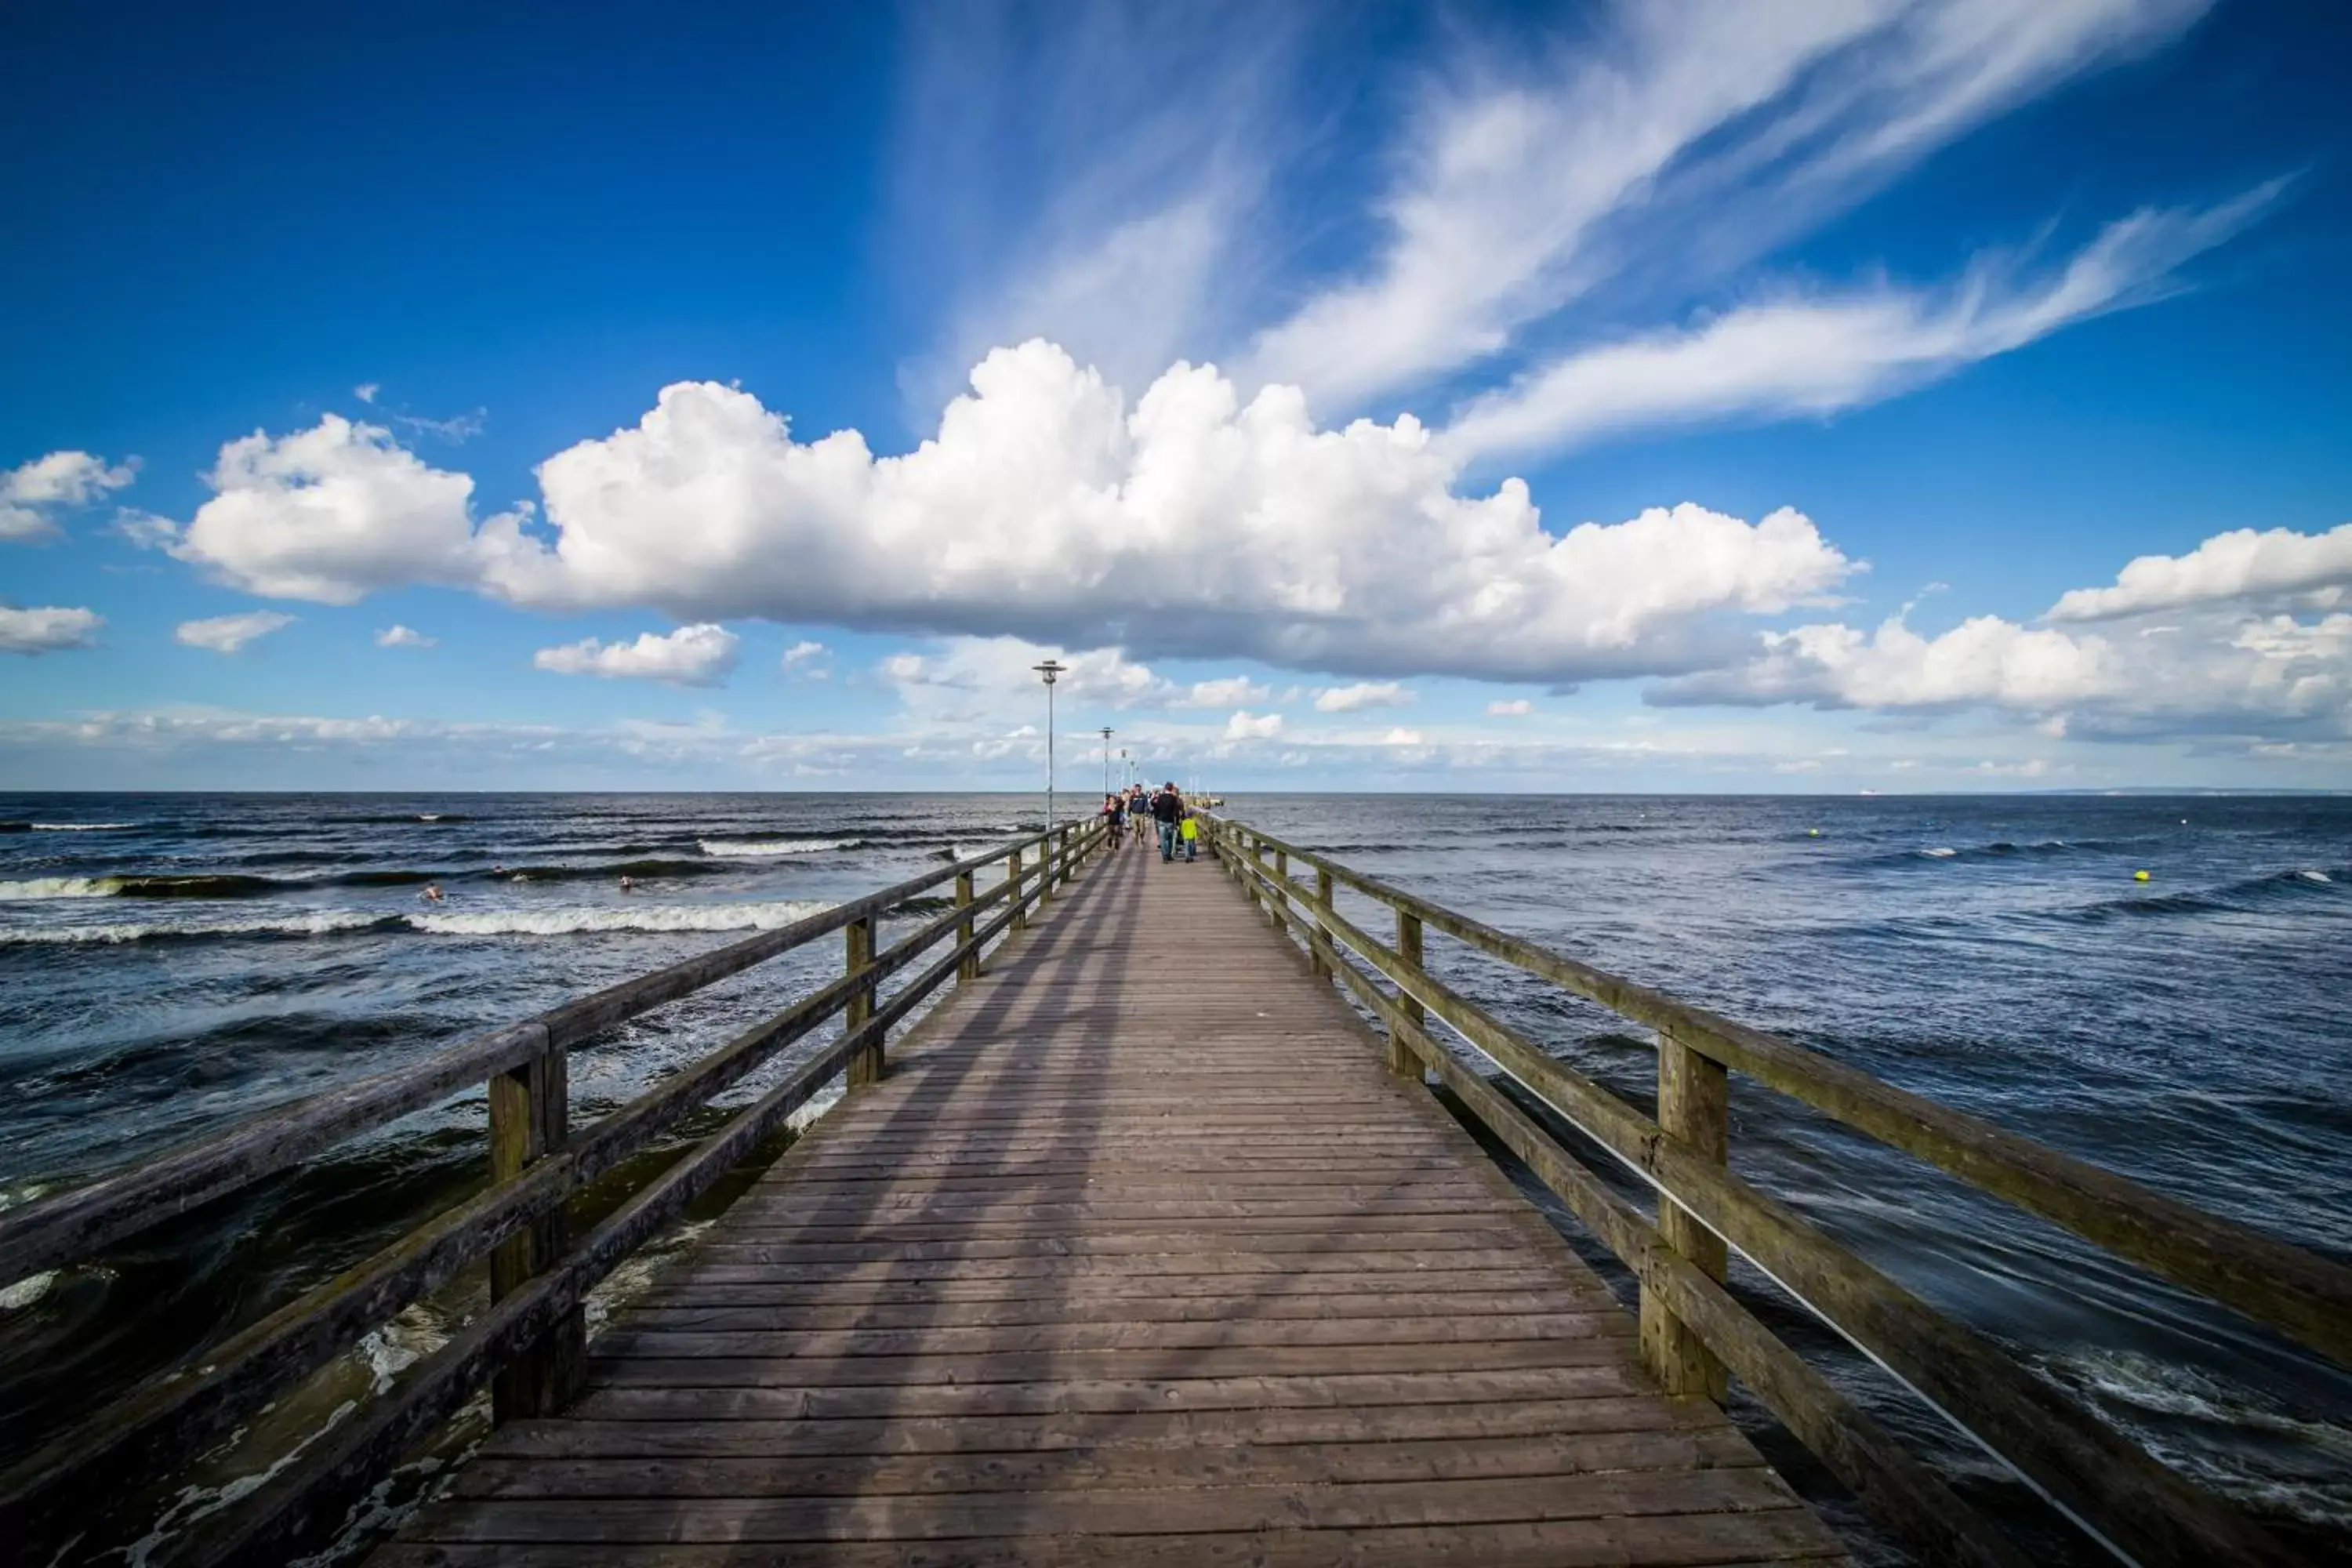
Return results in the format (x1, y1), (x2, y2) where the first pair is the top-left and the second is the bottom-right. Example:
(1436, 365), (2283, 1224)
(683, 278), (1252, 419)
(382, 844), (1840, 1566)
(5, 810), (2345, 1566)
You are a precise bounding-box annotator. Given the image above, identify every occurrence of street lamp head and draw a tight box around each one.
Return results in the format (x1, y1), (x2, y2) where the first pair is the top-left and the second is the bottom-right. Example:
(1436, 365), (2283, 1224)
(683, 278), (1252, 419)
(1032, 659), (1065, 686)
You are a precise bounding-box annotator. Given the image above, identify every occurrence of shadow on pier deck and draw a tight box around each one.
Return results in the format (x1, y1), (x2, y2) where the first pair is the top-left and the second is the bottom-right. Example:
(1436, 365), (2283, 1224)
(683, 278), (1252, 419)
(383, 845), (1838, 1566)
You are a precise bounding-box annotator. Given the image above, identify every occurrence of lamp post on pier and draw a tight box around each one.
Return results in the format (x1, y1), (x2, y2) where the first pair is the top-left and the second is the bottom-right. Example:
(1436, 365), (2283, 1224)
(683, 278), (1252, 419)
(1032, 659), (1065, 840)
(1100, 727), (1113, 804)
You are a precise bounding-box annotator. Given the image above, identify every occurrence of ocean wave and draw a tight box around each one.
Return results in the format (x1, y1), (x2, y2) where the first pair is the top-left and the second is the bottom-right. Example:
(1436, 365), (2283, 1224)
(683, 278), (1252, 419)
(0, 873), (284, 900)
(31, 822), (141, 832)
(0, 877), (119, 899)
(697, 837), (858, 858)
(0, 858), (731, 902)
(0, 913), (402, 946)
(408, 899), (831, 936)
(0, 896), (837, 946)
(2067, 867), (2350, 921)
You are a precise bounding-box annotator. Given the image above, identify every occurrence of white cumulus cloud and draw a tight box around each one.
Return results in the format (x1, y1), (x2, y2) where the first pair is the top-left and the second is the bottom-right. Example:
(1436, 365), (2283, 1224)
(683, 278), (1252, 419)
(177, 611), (296, 654)
(479, 344), (1852, 684)
(376, 625), (437, 648)
(1314, 681), (1415, 713)
(165, 413), (528, 604)
(2049, 522), (2352, 621)
(533, 623), (740, 686)
(1175, 675), (1273, 708)
(0, 606), (105, 654)
(1487, 699), (1533, 716)
(1654, 535), (2352, 748)
(1225, 710), (1283, 740)
(2, 451), (138, 541)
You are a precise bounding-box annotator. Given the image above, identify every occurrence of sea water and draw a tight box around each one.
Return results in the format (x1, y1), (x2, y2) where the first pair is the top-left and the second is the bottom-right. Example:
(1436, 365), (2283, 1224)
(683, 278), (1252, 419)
(2, 791), (2347, 1559)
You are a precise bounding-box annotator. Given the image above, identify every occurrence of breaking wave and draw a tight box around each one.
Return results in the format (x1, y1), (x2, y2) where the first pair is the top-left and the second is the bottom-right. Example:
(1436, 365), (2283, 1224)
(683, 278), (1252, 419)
(0, 859), (729, 902)
(0, 898), (835, 946)
(0, 913), (402, 946)
(697, 837), (858, 858)
(408, 899), (832, 937)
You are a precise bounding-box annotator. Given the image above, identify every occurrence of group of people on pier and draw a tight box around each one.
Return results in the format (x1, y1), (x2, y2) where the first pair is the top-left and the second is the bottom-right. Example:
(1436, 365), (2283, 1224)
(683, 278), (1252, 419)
(1100, 782), (1198, 862)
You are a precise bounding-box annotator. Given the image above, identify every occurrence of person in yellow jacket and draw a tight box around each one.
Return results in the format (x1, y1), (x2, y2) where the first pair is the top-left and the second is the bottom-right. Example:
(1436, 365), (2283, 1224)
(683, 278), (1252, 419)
(1178, 811), (1200, 862)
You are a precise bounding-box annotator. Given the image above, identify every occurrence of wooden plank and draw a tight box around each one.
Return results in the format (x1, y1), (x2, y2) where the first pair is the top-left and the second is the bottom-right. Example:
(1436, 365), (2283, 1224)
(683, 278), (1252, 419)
(406, 1468), (1806, 1541)
(611, 1290), (1616, 1330)
(564, 1363), (1656, 1421)
(449, 1428), (1762, 1498)
(474, 1396), (1726, 1458)
(379, 1511), (1847, 1566)
(390, 841), (1843, 1568)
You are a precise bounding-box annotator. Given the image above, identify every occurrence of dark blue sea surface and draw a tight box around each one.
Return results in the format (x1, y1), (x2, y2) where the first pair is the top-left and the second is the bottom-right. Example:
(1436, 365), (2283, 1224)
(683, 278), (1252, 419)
(1, 791), (2347, 1560)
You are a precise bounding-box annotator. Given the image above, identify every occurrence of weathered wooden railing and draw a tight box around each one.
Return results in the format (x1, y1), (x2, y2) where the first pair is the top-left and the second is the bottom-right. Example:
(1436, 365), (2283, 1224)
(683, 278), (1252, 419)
(1203, 813), (2347, 1568)
(0, 817), (1108, 1566)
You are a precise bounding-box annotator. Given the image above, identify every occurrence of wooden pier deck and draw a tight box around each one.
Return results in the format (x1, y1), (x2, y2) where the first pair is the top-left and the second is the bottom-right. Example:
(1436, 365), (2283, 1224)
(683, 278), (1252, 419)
(383, 841), (1844, 1566)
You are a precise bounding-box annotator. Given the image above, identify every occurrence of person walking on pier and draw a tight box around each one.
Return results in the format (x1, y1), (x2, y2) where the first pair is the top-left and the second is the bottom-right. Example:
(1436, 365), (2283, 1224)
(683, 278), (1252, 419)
(1152, 782), (1183, 861)
(1100, 793), (1125, 848)
(1179, 809), (1199, 862)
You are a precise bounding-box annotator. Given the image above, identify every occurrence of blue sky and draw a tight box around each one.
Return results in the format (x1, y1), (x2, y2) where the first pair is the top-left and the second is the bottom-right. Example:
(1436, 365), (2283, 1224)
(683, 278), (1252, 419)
(3, 0), (2348, 792)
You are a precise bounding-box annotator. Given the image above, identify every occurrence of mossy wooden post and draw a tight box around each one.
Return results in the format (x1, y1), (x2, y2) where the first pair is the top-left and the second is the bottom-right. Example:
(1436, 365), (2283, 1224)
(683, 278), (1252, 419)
(1311, 867), (1334, 981)
(1007, 846), (1027, 931)
(1272, 848), (1290, 931)
(844, 915), (883, 1088)
(1391, 910), (1425, 1079)
(488, 1044), (583, 1422)
(954, 870), (978, 984)
(1643, 1025), (1730, 1401)
(1248, 835), (1269, 917)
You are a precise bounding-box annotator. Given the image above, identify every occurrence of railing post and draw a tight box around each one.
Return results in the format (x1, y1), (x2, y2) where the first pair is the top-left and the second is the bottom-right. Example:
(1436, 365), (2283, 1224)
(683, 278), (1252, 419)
(1008, 846), (1027, 931)
(1642, 1026), (1730, 1402)
(1248, 835), (1267, 915)
(844, 914), (883, 1087)
(1391, 909), (1424, 1079)
(1041, 827), (1055, 906)
(1272, 848), (1290, 931)
(1312, 867), (1334, 982)
(488, 1041), (584, 1422)
(955, 869), (978, 984)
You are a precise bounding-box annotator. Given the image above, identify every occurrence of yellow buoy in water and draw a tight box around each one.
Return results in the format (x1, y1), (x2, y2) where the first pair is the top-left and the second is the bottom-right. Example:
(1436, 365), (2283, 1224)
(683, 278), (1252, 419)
(2133, 869), (2151, 882)
(1809, 828), (1821, 837)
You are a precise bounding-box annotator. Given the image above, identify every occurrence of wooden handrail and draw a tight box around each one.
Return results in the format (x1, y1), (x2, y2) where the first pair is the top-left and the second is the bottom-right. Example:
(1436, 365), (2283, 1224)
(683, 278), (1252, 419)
(0, 821), (1109, 1566)
(1207, 815), (2352, 1372)
(0, 826), (1067, 1285)
(1205, 814), (2312, 1568)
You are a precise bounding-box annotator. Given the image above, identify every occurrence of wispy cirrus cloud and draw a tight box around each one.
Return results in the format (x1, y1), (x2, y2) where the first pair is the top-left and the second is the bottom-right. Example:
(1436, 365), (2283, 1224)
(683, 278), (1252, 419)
(1243, 0), (2212, 416)
(176, 611), (296, 653)
(1439, 182), (2285, 463)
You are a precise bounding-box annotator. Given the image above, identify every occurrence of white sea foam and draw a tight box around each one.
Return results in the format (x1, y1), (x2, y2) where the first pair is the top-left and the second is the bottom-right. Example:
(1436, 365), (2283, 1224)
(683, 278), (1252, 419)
(1, 912), (391, 945)
(1922, 847), (1958, 859)
(698, 837), (855, 858)
(0, 1270), (56, 1310)
(408, 900), (831, 937)
(0, 877), (122, 898)
(2296, 869), (2333, 884)
(31, 822), (139, 831)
